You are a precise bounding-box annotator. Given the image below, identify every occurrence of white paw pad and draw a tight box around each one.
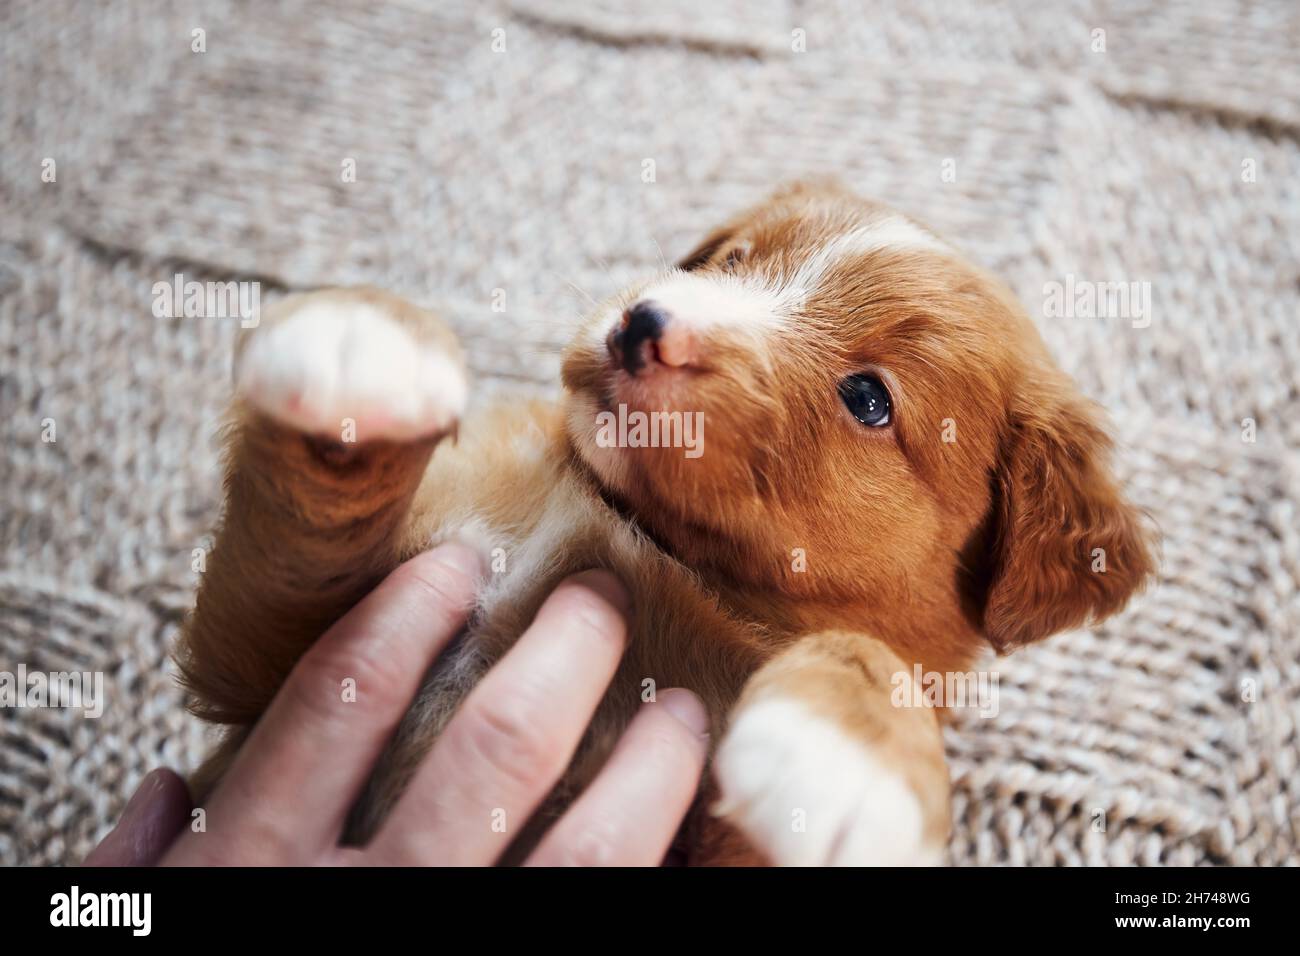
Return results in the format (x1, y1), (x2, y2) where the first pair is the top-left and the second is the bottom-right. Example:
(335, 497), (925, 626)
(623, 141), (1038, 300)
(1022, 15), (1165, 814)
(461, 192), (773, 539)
(236, 297), (466, 442)
(713, 697), (940, 866)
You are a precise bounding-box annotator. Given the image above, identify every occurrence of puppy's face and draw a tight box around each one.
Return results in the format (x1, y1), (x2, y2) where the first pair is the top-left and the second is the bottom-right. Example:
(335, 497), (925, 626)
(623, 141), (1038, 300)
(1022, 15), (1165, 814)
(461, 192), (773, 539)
(562, 182), (1153, 659)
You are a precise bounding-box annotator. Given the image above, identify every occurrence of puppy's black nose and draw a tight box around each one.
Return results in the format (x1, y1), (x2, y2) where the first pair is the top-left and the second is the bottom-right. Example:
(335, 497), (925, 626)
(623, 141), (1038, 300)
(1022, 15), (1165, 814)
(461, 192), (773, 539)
(609, 300), (668, 375)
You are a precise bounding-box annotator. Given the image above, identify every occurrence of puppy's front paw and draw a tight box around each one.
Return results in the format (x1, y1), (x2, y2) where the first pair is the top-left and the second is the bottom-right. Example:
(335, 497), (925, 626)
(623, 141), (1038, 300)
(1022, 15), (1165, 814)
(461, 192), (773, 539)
(713, 697), (943, 866)
(236, 291), (466, 443)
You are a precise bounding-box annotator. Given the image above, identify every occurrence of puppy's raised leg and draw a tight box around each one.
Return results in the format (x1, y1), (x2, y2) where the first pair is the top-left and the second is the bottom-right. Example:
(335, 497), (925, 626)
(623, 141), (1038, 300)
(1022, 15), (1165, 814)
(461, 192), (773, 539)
(708, 632), (950, 866)
(178, 287), (467, 797)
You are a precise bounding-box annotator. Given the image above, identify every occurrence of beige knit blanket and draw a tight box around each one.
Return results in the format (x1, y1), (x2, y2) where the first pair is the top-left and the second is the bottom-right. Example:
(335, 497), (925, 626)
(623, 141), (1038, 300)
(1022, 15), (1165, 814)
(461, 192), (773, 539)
(2, 0), (1297, 866)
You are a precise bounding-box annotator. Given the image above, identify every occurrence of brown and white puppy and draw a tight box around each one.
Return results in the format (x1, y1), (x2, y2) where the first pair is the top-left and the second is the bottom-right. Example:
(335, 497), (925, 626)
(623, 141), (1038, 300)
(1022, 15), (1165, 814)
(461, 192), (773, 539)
(178, 180), (1155, 865)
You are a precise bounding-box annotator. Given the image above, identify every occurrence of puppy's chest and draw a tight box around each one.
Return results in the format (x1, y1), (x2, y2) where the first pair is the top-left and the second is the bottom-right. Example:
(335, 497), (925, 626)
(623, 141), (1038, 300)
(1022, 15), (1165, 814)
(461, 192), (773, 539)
(415, 496), (771, 747)
(396, 398), (778, 756)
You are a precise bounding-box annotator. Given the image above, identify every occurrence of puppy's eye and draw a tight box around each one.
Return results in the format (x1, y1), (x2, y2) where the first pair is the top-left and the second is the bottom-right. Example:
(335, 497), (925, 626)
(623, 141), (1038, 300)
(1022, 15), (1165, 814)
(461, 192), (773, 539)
(838, 374), (892, 427)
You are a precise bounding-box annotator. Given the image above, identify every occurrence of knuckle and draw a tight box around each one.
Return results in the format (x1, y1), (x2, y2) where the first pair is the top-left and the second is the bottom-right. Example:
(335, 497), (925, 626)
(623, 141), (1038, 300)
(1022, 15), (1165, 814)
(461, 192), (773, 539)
(554, 818), (622, 867)
(183, 813), (297, 866)
(396, 557), (475, 622)
(289, 642), (398, 726)
(459, 691), (566, 791)
(227, 818), (298, 865)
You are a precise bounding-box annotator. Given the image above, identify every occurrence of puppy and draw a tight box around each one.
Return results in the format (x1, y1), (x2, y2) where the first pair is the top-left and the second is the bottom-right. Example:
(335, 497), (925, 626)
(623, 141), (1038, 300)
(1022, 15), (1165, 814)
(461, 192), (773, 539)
(178, 180), (1155, 865)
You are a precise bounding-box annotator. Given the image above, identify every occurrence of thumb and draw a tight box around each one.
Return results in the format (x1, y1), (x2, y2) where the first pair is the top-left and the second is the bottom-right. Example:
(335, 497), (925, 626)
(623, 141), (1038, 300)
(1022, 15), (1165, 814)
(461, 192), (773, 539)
(83, 768), (192, 866)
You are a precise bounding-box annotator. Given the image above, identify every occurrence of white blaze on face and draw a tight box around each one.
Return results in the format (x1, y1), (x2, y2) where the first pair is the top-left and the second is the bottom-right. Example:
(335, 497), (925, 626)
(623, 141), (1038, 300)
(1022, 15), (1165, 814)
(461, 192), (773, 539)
(635, 271), (792, 336)
(785, 216), (952, 301)
(630, 215), (953, 339)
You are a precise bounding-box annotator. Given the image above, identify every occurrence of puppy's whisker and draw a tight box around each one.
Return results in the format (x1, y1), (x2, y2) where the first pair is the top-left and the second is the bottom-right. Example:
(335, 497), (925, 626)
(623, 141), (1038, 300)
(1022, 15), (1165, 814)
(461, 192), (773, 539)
(549, 271), (598, 310)
(648, 234), (670, 273)
(589, 253), (626, 296)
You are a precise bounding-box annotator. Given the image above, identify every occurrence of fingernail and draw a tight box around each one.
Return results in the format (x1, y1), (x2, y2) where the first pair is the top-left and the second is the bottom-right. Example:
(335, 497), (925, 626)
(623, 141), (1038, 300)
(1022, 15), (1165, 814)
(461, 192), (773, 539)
(568, 569), (632, 616)
(430, 540), (487, 582)
(658, 687), (710, 738)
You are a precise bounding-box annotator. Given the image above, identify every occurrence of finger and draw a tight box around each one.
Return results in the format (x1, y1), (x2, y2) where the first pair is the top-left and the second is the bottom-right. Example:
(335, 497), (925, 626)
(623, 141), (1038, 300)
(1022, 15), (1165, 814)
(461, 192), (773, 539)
(167, 543), (482, 865)
(365, 570), (629, 866)
(83, 769), (192, 866)
(525, 688), (709, 866)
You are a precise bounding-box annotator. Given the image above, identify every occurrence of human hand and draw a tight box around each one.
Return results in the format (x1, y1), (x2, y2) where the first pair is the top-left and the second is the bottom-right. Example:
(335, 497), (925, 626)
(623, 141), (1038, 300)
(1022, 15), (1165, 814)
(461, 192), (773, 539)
(85, 544), (709, 866)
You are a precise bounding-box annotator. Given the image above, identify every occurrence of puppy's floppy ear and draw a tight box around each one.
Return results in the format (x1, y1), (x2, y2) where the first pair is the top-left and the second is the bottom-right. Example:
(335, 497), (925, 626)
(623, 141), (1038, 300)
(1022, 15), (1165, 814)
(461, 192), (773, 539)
(676, 178), (857, 270)
(676, 225), (736, 271)
(981, 386), (1156, 651)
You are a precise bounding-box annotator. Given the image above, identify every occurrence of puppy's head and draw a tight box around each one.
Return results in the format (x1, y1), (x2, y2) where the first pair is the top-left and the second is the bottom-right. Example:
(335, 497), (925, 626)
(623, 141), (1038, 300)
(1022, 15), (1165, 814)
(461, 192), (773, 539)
(562, 181), (1155, 659)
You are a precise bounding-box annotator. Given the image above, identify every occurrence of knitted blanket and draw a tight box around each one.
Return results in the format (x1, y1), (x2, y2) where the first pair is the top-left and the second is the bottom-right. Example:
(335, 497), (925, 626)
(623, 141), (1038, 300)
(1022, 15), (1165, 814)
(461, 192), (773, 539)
(2, 0), (1296, 866)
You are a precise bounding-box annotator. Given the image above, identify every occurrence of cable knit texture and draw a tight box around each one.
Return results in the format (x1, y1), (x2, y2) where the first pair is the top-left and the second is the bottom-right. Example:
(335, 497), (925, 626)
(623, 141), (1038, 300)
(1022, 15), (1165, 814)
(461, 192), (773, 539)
(1, 1), (1297, 866)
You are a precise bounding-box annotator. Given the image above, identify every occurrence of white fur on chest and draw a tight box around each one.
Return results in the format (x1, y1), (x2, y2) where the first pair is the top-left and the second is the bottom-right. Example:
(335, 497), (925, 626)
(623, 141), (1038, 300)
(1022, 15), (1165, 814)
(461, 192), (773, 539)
(425, 468), (627, 669)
